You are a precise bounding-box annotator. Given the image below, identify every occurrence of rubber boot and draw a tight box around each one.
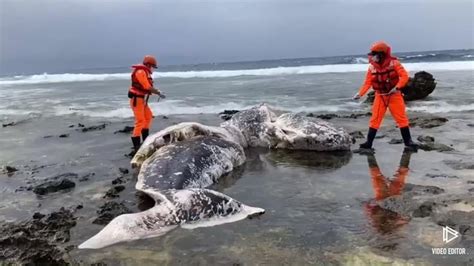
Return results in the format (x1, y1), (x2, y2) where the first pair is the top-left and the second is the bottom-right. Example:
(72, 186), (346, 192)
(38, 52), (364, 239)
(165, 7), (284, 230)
(131, 136), (141, 155)
(141, 128), (149, 142)
(400, 127), (418, 152)
(359, 127), (377, 149)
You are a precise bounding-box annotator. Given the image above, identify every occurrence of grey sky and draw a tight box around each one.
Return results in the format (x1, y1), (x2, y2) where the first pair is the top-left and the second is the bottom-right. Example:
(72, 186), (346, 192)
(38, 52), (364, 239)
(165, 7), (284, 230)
(1, 0), (473, 75)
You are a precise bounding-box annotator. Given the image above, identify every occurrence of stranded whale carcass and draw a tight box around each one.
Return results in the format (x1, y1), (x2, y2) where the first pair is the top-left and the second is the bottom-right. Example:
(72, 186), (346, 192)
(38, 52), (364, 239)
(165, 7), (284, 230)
(79, 136), (263, 249)
(81, 104), (351, 249)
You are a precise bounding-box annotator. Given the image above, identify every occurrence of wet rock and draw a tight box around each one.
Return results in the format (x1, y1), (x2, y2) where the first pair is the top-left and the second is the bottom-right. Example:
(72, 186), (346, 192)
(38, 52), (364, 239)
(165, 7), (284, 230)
(43, 135), (53, 138)
(219, 110), (240, 121)
(410, 116), (448, 128)
(119, 167), (129, 174)
(3, 165), (18, 174)
(416, 135), (453, 152)
(418, 142), (454, 152)
(59, 134), (69, 138)
(80, 123), (107, 132)
(162, 115), (169, 119)
(350, 131), (364, 138)
(425, 173), (459, 179)
(444, 160), (474, 170)
(467, 123), (474, 127)
(401, 71), (437, 101)
(32, 212), (45, 219)
(114, 126), (134, 134)
(469, 188), (474, 193)
(412, 201), (435, 218)
(315, 114), (338, 120)
(376, 184), (444, 217)
(417, 135), (435, 143)
(433, 210), (474, 237)
(403, 183), (445, 195)
(79, 173), (95, 182)
(388, 138), (403, 144)
(68, 125), (75, 128)
(111, 177), (126, 185)
(468, 181), (474, 184)
(2, 122), (16, 127)
(33, 179), (76, 195)
(103, 185), (126, 199)
(0, 208), (76, 264)
(78, 123), (85, 128)
(349, 131), (364, 144)
(93, 201), (131, 225)
(311, 113), (371, 120)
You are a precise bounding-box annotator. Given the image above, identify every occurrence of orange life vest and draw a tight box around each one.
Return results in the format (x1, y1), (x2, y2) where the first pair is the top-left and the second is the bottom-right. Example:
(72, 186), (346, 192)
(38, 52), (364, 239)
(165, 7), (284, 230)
(129, 65), (153, 97)
(369, 59), (399, 94)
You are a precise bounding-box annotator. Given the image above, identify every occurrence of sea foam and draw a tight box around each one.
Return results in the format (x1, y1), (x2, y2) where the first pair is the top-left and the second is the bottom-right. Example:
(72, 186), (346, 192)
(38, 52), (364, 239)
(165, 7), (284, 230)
(1, 61), (472, 85)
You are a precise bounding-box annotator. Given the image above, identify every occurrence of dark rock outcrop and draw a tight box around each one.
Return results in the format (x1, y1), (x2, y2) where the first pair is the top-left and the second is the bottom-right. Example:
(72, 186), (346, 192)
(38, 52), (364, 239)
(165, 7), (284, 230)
(103, 185), (126, 199)
(93, 201), (132, 225)
(80, 123), (107, 132)
(444, 160), (474, 170)
(410, 116), (448, 128)
(401, 71), (437, 101)
(0, 208), (76, 264)
(219, 110), (240, 121)
(33, 179), (76, 195)
(416, 135), (454, 152)
(114, 126), (134, 134)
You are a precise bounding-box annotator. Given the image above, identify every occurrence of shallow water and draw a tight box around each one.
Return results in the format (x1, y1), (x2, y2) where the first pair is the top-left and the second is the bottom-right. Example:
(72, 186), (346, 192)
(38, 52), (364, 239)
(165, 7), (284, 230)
(1, 70), (473, 265)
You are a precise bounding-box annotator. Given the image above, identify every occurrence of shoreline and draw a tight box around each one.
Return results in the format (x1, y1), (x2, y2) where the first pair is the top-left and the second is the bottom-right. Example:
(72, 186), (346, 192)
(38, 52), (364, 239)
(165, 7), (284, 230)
(1, 105), (473, 264)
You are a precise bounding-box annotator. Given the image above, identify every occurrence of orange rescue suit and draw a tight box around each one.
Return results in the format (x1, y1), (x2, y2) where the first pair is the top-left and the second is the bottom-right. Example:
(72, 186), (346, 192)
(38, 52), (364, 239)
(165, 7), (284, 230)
(358, 48), (410, 130)
(129, 65), (154, 137)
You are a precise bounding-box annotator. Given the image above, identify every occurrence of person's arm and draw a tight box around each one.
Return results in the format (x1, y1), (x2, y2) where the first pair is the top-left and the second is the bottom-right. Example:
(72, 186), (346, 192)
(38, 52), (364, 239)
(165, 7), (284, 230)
(135, 70), (161, 95)
(357, 69), (372, 97)
(393, 60), (409, 89)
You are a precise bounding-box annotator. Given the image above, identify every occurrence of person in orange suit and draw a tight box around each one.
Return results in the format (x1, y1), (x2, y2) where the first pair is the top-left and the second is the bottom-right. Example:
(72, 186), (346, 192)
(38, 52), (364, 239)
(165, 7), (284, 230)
(353, 41), (418, 150)
(128, 55), (165, 154)
(363, 151), (413, 234)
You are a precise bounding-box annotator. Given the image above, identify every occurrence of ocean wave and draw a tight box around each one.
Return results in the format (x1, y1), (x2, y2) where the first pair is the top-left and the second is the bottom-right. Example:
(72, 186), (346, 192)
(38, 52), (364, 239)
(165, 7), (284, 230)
(402, 53), (437, 59)
(407, 102), (474, 113)
(350, 57), (369, 64)
(0, 61), (472, 85)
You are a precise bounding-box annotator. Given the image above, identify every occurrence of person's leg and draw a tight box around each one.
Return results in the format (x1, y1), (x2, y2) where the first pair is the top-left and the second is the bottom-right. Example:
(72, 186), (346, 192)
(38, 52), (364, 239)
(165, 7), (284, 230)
(142, 104), (154, 141)
(360, 94), (387, 149)
(388, 93), (417, 150)
(131, 98), (146, 153)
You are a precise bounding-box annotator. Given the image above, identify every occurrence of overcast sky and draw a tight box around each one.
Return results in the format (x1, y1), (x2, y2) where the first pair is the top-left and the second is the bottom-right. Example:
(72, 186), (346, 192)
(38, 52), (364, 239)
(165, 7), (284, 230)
(1, 0), (473, 75)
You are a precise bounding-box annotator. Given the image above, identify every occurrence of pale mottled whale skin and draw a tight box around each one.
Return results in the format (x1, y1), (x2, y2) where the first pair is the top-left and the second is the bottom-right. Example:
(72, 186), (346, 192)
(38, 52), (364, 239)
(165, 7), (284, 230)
(79, 137), (261, 250)
(273, 113), (352, 151)
(137, 136), (246, 191)
(79, 188), (264, 249)
(132, 122), (245, 168)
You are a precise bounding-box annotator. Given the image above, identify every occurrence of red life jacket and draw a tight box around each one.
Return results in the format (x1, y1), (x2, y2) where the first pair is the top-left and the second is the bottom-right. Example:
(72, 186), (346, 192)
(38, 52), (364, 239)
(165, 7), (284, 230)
(129, 65), (153, 97)
(369, 59), (399, 94)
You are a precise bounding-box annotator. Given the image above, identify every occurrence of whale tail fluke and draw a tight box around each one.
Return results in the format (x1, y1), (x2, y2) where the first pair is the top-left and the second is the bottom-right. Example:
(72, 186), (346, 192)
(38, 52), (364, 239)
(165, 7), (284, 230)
(79, 188), (264, 249)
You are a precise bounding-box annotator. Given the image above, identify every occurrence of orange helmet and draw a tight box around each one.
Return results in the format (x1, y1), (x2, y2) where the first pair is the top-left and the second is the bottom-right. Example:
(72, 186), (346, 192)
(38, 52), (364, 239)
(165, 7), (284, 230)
(369, 41), (390, 55)
(143, 55), (158, 68)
